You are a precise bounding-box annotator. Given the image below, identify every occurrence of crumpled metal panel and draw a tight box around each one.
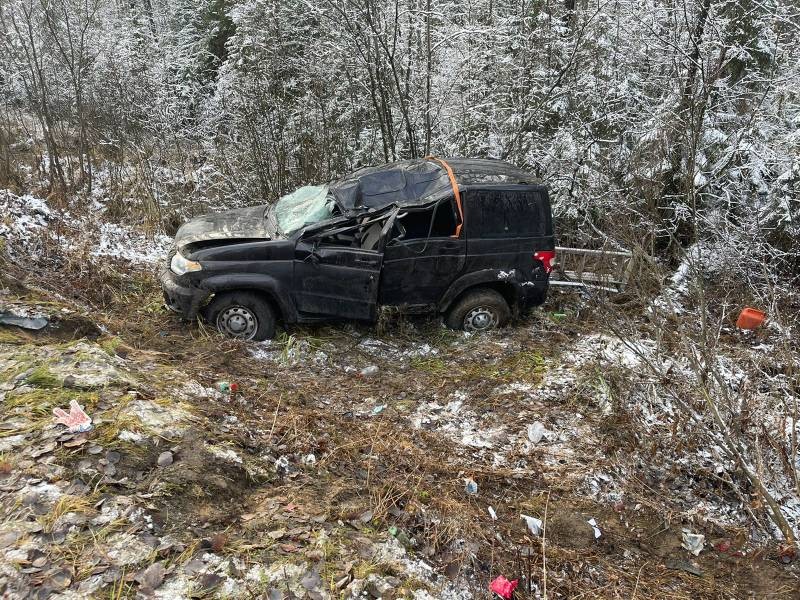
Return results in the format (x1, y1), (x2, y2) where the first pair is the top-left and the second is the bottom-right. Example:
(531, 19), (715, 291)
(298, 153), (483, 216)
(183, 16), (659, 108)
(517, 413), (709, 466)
(330, 158), (535, 215)
(173, 204), (272, 248)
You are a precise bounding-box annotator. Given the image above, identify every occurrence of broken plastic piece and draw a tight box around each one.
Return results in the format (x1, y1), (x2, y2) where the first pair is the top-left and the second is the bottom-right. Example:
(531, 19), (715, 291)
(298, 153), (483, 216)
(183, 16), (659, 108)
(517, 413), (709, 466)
(587, 518), (601, 539)
(713, 539), (731, 553)
(488, 506), (497, 520)
(521, 514), (542, 536)
(0, 312), (48, 330)
(216, 381), (239, 393)
(52, 400), (92, 433)
(527, 421), (547, 444)
(464, 478), (478, 495)
(666, 558), (703, 577)
(736, 307), (765, 330)
(274, 455), (290, 475)
(360, 365), (380, 377)
(681, 529), (704, 555)
(489, 575), (519, 599)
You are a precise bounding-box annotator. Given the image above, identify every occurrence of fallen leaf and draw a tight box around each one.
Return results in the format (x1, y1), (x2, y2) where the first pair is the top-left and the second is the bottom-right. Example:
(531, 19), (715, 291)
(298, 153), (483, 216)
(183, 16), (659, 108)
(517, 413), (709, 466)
(30, 441), (57, 458)
(210, 533), (228, 552)
(135, 561), (166, 590)
(63, 437), (88, 448)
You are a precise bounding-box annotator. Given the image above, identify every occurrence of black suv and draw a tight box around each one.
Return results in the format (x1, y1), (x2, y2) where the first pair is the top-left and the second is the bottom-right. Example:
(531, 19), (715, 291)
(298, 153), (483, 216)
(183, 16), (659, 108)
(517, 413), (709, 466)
(161, 158), (555, 340)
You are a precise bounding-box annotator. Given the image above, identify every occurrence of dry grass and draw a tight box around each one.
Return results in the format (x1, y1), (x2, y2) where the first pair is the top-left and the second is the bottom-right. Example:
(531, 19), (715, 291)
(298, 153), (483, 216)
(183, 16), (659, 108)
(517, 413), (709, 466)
(1, 259), (798, 599)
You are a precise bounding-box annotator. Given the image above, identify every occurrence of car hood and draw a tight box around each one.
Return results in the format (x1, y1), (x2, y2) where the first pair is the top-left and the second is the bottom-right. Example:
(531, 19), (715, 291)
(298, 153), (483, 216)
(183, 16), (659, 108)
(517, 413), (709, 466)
(174, 205), (273, 249)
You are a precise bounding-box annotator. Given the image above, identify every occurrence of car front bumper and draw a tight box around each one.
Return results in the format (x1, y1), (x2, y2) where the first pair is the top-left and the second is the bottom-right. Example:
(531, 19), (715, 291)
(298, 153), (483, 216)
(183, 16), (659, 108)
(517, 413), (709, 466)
(160, 268), (210, 320)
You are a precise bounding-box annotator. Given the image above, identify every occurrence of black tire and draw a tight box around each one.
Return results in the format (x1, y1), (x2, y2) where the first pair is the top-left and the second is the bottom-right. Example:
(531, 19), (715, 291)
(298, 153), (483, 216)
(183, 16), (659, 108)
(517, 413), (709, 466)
(203, 291), (277, 341)
(444, 288), (511, 332)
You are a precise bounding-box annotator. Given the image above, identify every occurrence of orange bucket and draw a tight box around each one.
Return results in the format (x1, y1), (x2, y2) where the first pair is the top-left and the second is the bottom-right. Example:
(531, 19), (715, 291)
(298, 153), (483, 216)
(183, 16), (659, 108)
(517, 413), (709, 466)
(736, 307), (766, 330)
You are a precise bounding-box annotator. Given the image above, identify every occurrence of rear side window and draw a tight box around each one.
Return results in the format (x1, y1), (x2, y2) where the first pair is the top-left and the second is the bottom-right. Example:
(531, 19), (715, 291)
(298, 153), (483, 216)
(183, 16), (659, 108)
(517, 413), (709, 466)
(465, 189), (546, 238)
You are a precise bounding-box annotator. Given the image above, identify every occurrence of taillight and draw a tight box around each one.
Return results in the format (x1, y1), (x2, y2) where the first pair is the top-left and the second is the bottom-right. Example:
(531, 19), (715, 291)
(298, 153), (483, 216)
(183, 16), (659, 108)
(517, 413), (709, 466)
(534, 250), (555, 273)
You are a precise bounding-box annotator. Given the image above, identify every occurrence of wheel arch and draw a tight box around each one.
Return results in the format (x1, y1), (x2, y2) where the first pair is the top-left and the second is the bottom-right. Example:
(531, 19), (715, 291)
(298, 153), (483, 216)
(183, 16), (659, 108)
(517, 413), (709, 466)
(438, 271), (520, 314)
(201, 274), (297, 324)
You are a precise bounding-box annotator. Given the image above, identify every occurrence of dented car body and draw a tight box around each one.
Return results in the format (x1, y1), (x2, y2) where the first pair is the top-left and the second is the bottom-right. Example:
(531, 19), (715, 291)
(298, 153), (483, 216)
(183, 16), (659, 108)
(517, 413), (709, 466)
(161, 158), (555, 340)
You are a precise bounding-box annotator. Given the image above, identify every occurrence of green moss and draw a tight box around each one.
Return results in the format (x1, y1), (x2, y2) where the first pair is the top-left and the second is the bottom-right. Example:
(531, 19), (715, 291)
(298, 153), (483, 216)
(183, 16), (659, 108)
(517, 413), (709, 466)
(410, 356), (449, 376)
(0, 327), (26, 345)
(99, 337), (123, 356)
(412, 350), (545, 383)
(26, 366), (61, 388)
(4, 387), (99, 419)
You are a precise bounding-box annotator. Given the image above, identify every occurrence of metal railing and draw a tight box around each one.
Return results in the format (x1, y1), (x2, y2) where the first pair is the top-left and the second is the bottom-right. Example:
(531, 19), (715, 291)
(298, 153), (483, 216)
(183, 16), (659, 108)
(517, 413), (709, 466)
(549, 246), (635, 293)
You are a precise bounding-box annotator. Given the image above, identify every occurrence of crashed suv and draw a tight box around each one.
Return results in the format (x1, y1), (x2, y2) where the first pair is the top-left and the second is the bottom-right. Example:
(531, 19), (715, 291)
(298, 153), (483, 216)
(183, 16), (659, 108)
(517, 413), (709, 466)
(161, 158), (555, 340)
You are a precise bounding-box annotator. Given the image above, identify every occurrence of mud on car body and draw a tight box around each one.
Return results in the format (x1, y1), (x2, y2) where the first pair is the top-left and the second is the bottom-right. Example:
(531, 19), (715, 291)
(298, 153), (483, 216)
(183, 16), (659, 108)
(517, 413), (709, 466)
(161, 158), (556, 341)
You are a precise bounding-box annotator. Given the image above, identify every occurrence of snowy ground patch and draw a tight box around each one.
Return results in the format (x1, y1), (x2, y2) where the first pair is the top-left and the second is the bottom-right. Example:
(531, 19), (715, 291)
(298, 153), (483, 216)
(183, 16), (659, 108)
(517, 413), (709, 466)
(1, 189), (170, 267)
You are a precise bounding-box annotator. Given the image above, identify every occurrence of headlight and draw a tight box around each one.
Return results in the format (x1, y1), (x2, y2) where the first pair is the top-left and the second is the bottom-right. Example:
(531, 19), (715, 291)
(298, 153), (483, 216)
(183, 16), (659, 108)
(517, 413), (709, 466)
(170, 251), (202, 275)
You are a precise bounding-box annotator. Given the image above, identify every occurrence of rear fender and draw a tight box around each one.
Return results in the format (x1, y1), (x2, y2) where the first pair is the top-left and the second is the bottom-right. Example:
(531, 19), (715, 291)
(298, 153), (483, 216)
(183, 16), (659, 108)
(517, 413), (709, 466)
(438, 270), (521, 312)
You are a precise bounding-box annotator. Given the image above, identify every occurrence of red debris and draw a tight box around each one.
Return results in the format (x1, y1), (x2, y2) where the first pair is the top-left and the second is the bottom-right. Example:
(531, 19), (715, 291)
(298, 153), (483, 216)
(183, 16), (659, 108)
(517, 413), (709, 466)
(489, 575), (519, 599)
(714, 539), (732, 553)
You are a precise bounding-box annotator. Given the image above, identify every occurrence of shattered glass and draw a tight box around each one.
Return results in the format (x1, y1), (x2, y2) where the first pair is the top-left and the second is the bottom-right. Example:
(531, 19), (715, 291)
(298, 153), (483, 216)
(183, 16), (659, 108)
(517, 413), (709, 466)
(274, 185), (333, 235)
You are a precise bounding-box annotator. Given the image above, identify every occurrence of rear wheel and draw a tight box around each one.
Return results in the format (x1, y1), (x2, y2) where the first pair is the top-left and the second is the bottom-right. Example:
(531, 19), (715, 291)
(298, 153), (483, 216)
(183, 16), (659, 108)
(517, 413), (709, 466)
(204, 291), (276, 341)
(445, 288), (511, 332)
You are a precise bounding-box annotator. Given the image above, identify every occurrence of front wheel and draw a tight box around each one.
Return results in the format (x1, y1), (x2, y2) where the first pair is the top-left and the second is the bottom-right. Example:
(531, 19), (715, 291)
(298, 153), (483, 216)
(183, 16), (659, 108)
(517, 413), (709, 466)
(444, 288), (511, 332)
(203, 291), (276, 341)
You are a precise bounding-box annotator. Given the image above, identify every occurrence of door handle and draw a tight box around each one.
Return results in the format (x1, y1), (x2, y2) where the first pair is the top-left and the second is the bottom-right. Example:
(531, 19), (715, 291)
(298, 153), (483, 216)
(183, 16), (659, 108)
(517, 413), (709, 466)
(354, 257), (375, 265)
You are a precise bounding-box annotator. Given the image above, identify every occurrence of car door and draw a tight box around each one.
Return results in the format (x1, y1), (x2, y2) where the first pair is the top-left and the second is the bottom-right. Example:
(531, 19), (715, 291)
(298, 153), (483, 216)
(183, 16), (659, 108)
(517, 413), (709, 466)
(292, 223), (384, 321)
(379, 197), (466, 307)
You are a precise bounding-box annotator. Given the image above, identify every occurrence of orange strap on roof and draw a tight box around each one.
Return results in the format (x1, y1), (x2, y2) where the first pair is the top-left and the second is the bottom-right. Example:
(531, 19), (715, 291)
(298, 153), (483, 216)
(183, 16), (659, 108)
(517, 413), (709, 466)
(426, 156), (463, 238)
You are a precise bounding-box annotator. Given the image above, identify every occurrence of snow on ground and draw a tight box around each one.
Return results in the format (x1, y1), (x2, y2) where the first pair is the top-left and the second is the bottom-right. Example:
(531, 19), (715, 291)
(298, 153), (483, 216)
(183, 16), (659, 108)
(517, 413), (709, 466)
(0, 189), (170, 266)
(410, 390), (507, 454)
(0, 190), (55, 257)
(90, 222), (171, 264)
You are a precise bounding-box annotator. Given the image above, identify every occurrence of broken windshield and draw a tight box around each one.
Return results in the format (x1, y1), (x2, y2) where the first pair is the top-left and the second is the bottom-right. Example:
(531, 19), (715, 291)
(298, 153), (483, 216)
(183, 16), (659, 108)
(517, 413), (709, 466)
(271, 185), (334, 236)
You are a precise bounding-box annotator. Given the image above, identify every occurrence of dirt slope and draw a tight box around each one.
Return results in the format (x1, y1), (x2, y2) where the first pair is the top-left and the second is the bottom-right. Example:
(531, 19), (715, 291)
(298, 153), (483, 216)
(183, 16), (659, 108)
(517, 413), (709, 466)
(1, 268), (798, 599)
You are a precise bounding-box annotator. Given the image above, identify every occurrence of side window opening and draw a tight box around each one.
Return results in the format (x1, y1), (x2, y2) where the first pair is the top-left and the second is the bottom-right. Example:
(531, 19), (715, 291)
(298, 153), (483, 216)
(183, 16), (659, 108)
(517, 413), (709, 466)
(467, 189), (542, 238)
(308, 216), (389, 250)
(316, 229), (358, 247)
(389, 198), (457, 243)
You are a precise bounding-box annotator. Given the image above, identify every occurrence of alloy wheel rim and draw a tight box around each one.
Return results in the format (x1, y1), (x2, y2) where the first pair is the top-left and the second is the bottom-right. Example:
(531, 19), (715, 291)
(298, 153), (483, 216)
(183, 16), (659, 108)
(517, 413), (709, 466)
(217, 306), (258, 339)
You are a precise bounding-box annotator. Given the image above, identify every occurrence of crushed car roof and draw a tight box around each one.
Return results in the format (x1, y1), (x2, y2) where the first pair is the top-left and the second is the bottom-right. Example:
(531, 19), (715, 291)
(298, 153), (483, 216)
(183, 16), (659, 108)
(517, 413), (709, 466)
(329, 158), (537, 214)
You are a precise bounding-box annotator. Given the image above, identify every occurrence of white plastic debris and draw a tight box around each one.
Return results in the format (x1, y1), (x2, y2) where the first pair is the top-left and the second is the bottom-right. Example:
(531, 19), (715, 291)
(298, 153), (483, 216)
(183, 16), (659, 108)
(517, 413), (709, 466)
(681, 529), (705, 556)
(521, 514), (543, 536)
(302, 453), (316, 466)
(587, 518), (601, 539)
(360, 365), (380, 378)
(275, 455), (290, 474)
(527, 421), (547, 444)
(488, 506), (497, 520)
(464, 478), (478, 495)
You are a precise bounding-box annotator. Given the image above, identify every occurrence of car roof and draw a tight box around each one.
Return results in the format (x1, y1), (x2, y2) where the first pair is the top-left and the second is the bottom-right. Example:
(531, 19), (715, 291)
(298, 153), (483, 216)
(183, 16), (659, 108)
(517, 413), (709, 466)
(329, 158), (539, 215)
